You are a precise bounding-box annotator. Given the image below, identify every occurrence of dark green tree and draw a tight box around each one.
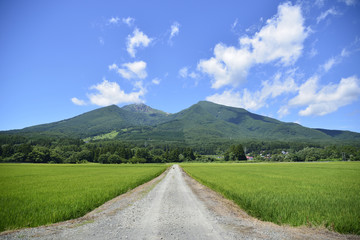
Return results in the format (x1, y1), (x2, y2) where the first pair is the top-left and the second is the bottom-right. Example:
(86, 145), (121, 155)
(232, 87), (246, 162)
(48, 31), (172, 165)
(226, 144), (247, 161)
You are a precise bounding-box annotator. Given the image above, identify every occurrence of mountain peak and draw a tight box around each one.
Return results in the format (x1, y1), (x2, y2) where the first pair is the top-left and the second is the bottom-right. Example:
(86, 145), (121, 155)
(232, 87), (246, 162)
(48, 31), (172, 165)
(122, 103), (168, 115)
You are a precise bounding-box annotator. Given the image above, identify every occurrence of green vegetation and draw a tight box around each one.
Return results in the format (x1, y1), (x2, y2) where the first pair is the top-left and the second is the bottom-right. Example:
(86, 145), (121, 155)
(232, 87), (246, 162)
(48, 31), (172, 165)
(1, 133), (359, 164)
(1, 101), (359, 234)
(0, 163), (167, 231)
(181, 162), (360, 234)
(0, 134), (198, 163)
(224, 144), (246, 161)
(83, 130), (119, 142)
(3, 101), (360, 145)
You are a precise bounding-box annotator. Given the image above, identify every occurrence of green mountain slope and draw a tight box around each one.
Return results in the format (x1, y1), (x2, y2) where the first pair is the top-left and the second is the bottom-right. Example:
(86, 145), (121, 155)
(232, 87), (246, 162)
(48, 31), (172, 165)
(3, 101), (360, 144)
(122, 101), (359, 144)
(12, 104), (169, 138)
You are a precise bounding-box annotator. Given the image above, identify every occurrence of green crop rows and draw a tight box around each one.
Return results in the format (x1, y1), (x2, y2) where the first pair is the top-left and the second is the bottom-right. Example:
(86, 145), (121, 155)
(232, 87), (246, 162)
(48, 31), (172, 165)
(0, 163), (167, 231)
(181, 162), (360, 234)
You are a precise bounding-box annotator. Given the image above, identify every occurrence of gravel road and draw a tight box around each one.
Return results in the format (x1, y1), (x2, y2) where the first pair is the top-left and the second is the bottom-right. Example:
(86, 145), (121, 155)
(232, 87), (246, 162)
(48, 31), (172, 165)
(1, 164), (358, 240)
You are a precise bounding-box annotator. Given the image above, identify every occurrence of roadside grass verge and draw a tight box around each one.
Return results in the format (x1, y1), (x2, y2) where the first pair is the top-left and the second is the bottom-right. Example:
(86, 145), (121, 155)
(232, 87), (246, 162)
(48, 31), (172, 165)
(181, 162), (360, 235)
(0, 163), (167, 232)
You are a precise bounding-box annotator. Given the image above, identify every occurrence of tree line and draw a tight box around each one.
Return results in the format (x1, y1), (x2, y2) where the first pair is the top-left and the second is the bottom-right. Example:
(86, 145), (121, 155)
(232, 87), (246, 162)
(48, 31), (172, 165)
(0, 135), (196, 163)
(0, 134), (359, 163)
(254, 145), (360, 162)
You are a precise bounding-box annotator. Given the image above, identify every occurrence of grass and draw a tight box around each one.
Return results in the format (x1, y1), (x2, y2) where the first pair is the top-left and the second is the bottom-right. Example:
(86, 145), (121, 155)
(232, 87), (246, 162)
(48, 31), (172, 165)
(0, 163), (167, 232)
(181, 162), (360, 235)
(83, 130), (119, 142)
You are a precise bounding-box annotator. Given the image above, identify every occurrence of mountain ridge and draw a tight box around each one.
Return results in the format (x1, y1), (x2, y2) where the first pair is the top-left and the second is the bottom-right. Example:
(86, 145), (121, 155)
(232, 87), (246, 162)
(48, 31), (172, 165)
(122, 103), (169, 116)
(2, 101), (360, 144)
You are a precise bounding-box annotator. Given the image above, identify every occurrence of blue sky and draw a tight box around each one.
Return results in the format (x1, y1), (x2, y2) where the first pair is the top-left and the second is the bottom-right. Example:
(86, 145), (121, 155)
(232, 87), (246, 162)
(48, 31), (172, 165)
(1, 0), (360, 132)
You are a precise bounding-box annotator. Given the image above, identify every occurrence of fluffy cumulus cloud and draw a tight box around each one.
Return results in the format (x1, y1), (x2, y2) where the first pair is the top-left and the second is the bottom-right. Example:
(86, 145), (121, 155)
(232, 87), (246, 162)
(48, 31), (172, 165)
(71, 97), (86, 106)
(87, 79), (145, 106)
(198, 2), (308, 89)
(288, 75), (360, 116)
(207, 73), (298, 110)
(240, 2), (307, 65)
(126, 28), (152, 57)
(198, 44), (252, 89)
(109, 61), (147, 80)
(207, 90), (258, 110)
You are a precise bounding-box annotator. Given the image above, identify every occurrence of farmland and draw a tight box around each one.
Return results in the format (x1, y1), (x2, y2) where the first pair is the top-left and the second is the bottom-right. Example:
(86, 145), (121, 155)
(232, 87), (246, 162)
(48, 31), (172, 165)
(181, 162), (360, 234)
(0, 163), (167, 232)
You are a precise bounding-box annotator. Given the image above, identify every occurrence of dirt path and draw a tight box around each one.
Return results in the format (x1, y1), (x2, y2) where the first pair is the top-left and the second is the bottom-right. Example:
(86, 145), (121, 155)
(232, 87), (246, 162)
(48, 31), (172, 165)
(1, 165), (358, 240)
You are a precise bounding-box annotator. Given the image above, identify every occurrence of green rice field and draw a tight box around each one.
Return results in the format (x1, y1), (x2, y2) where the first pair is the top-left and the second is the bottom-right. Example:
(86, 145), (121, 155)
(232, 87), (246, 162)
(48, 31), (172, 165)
(181, 162), (360, 234)
(0, 163), (167, 232)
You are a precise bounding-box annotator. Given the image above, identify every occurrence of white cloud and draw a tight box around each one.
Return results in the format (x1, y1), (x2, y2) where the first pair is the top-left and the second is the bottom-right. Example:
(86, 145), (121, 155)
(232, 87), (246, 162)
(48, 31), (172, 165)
(108, 63), (117, 71)
(277, 106), (290, 118)
(288, 76), (360, 116)
(261, 73), (298, 99)
(320, 46), (350, 73)
(126, 28), (152, 58)
(231, 18), (238, 31)
(170, 22), (180, 40)
(179, 67), (199, 79)
(152, 78), (161, 85)
(231, 18), (242, 35)
(179, 67), (188, 78)
(71, 97), (86, 106)
(316, 8), (340, 24)
(322, 57), (337, 72)
(338, 0), (357, 6)
(208, 89), (273, 111)
(207, 73), (298, 110)
(109, 61), (147, 80)
(241, 2), (308, 65)
(198, 2), (308, 89)
(207, 90), (255, 110)
(87, 79), (145, 106)
(109, 17), (120, 24)
(289, 75), (319, 107)
(341, 48), (350, 57)
(122, 17), (135, 27)
(198, 44), (252, 89)
(189, 72), (199, 79)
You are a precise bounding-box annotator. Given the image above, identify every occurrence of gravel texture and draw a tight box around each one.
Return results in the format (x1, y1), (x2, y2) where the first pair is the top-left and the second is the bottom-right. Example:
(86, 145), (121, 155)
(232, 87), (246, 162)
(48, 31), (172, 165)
(1, 164), (359, 240)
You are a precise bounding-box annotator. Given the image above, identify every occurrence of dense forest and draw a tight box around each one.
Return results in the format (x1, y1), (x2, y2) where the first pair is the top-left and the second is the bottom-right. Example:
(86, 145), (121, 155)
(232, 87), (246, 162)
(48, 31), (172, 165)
(0, 134), (359, 164)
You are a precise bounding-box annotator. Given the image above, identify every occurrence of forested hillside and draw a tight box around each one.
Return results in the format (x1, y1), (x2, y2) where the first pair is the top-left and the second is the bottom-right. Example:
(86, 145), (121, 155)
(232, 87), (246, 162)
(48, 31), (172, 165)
(4, 101), (360, 145)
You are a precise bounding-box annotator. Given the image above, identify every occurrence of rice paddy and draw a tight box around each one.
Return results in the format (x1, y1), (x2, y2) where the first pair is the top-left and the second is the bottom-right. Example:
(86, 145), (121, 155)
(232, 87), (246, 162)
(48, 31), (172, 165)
(181, 162), (360, 234)
(0, 163), (167, 231)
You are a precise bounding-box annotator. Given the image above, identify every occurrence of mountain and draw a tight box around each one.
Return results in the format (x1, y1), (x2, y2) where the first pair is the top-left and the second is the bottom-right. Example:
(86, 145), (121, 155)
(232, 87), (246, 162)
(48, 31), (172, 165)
(121, 101), (360, 144)
(11, 104), (169, 138)
(122, 103), (168, 116)
(3, 101), (360, 144)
